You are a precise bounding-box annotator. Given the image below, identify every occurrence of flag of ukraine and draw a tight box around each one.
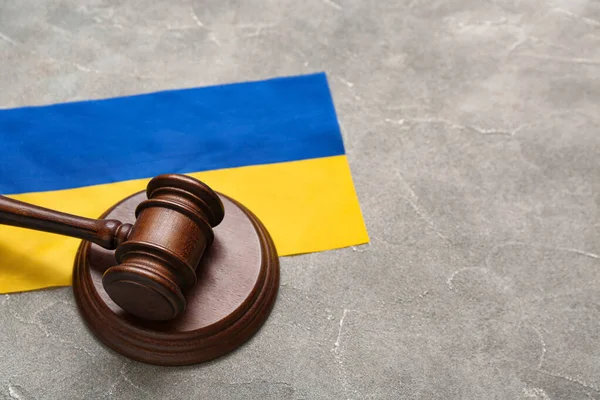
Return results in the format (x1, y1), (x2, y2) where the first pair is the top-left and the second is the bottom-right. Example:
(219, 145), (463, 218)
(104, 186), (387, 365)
(0, 72), (369, 294)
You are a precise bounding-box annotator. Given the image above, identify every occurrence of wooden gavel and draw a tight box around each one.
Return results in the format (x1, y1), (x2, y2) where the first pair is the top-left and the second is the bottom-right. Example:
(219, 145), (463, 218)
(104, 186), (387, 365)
(0, 174), (225, 321)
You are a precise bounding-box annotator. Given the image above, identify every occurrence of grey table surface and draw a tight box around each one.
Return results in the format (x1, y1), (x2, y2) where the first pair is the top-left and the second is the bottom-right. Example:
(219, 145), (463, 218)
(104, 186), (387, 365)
(2, 0), (600, 399)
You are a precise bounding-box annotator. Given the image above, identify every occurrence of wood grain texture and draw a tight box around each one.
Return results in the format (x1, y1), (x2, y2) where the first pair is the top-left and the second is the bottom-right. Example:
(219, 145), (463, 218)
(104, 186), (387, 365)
(0, 174), (226, 322)
(72, 190), (280, 366)
(101, 174), (225, 321)
(0, 195), (132, 250)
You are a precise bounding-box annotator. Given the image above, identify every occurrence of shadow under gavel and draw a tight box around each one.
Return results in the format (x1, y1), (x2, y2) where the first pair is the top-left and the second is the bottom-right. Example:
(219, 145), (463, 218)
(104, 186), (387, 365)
(0, 174), (225, 322)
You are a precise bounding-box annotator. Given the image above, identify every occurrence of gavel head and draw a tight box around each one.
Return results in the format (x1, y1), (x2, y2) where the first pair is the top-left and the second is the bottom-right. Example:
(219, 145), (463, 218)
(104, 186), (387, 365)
(101, 174), (225, 321)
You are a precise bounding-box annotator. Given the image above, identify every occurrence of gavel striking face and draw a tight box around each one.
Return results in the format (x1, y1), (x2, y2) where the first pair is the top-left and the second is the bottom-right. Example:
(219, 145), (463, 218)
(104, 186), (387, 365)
(103, 174), (225, 321)
(0, 174), (225, 321)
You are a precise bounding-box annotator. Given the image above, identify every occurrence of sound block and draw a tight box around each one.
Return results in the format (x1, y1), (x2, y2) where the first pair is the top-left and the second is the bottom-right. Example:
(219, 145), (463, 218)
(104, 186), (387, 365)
(72, 191), (279, 366)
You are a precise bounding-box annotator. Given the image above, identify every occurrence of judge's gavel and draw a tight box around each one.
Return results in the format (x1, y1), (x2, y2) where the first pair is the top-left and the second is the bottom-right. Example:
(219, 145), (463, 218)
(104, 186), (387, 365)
(0, 174), (225, 321)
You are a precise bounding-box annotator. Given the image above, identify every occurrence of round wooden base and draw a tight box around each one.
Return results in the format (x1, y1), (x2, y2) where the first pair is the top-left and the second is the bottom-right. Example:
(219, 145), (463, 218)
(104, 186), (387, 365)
(72, 191), (279, 366)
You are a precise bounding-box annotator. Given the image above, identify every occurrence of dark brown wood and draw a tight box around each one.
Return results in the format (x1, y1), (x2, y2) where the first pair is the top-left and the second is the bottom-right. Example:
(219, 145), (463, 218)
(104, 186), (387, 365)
(102, 174), (225, 321)
(0, 174), (226, 322)
(0, 196), (132, 250)
(72, 190), (280, 366)
(0, 173), (279, 364)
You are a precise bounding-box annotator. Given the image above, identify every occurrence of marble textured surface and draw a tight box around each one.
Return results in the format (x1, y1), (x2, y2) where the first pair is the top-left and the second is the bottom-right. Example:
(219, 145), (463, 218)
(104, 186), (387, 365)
(2, 0), (600, 398)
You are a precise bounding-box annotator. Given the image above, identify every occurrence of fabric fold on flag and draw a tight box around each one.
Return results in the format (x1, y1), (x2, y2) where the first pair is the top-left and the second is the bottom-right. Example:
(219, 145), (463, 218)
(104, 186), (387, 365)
(0, 72), (369, 294)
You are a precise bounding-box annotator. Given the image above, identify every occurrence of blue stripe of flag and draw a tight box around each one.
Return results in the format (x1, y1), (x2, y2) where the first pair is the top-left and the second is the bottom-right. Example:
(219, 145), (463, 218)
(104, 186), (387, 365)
(0, 72), (344, 194)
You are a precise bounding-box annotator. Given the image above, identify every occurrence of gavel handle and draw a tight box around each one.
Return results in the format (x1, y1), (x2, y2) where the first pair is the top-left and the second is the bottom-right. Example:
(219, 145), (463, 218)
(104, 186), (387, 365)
(0, 195), (132, 250)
